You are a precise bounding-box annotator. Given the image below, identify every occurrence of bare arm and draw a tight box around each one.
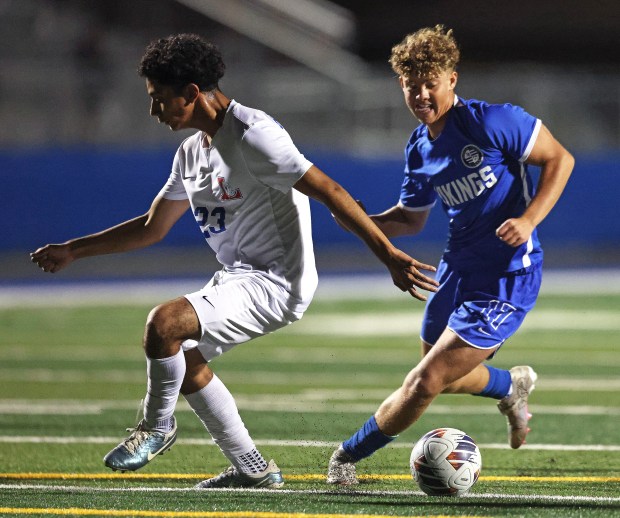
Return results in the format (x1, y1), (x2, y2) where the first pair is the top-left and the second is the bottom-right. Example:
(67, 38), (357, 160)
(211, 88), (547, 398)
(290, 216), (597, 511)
(30, 196), (190, 273)
(371, 205), (430, 238)
(294, 165), (438, 300)
(496, 124), (575, 247)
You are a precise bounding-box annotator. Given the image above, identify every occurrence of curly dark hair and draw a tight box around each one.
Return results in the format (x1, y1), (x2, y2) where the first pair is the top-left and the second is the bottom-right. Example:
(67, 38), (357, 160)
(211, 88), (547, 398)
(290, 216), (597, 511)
(138, 33), (225, 92)
(389, 25), (460, 79)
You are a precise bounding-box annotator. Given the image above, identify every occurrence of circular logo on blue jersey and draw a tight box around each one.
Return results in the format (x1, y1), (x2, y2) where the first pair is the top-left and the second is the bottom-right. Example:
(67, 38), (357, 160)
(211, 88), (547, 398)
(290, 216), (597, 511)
(461, 145), (484, 168)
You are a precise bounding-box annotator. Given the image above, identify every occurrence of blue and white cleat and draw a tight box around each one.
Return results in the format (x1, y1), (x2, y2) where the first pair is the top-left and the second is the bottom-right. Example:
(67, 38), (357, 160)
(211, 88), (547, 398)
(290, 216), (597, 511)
(195, 460), (284, 489)
(103, 417), (177, 472)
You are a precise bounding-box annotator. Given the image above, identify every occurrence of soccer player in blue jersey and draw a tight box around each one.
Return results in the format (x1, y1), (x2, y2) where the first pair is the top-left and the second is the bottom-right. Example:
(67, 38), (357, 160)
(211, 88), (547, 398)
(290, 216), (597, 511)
(327, 25), (574, 485)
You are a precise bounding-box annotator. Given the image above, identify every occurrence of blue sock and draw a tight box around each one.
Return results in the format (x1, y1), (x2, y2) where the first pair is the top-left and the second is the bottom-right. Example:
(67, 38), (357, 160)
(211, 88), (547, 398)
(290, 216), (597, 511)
(475, 365), (512, 399)
(342, 415), (397, 461)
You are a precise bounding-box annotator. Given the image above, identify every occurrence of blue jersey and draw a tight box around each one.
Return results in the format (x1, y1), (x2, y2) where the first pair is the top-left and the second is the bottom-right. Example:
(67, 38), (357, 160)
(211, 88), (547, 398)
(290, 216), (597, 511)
(399, 97), (543, 273)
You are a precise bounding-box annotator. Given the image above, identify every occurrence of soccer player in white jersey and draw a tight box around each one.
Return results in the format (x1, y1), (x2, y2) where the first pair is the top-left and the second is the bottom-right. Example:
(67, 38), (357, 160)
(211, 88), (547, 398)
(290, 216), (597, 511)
(30, 33), (439, 488)
(327, 25), (575, 485)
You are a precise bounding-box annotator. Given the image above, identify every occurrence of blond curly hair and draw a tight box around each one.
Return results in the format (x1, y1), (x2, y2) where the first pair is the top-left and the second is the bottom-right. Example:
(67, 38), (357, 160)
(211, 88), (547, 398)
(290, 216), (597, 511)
(389, 25), (460, 79)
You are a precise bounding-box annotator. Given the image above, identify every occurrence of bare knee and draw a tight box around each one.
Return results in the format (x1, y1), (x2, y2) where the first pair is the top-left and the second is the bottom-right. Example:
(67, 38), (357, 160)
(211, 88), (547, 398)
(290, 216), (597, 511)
(401, 369), (445, 404)
(144, 298), (200, 359)
(144, 304), (178, 358)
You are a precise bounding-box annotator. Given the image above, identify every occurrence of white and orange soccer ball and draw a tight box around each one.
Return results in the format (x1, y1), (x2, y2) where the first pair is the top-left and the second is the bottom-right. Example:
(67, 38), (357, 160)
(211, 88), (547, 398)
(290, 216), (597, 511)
(410, 427), (481, 497)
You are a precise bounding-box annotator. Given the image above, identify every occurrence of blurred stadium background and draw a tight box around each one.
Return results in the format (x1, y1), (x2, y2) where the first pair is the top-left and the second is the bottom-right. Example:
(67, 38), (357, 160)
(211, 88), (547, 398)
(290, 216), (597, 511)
(1, 0), (619, 285)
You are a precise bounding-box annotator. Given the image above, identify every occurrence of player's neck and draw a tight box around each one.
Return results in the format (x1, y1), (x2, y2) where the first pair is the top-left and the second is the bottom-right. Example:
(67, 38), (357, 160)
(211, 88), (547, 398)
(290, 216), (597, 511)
(195, 90), (231, 143)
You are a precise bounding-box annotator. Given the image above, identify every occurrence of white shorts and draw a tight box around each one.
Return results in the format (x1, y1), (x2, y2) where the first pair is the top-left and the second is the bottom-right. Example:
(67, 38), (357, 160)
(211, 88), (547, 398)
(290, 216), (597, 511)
(182, 270), (305, 361)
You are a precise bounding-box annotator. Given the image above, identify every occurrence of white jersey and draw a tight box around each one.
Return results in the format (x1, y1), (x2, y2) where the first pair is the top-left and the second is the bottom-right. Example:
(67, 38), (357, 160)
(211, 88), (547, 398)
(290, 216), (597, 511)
(159, 100), (318, 313)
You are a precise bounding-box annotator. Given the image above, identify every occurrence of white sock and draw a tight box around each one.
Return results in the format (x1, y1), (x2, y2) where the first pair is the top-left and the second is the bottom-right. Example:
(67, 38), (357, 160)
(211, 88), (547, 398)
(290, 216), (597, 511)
(144, 349), (185, 432)
(183, 374), (268, 474)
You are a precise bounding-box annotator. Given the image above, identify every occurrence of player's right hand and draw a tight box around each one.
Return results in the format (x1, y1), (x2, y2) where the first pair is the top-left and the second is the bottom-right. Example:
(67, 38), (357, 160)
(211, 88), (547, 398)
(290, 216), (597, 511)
(30, 244), (75, 273)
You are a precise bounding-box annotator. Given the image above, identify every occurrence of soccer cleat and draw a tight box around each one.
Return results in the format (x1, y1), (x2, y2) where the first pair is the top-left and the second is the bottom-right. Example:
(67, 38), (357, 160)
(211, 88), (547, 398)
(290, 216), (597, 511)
(497, 366), (538, 449)
(103, 417), (177, 472)
(326, 445), (359, 485)
(195, 459), (284, 489)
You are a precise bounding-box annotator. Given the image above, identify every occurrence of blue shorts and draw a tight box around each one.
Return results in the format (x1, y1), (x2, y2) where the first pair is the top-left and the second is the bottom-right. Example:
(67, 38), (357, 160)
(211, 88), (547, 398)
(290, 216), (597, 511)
(421, 260), (542, 351)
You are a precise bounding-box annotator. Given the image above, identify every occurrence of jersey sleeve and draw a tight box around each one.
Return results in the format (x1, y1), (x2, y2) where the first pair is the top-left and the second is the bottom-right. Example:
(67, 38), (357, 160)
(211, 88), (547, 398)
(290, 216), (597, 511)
(397, 134), (437, 211)
(482, 103), (541, 162)
(158, 144), (189, 201)
(240, 120), (313, 192)
(398, 170), (437, 211)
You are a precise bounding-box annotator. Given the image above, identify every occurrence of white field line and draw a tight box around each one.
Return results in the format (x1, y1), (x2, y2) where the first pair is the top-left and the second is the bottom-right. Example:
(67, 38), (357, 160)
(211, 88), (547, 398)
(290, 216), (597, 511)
(2, 269), (620, 309)
(0, 398), (619, 416)
(4, 357), (620, 385)
(3, 361), (620, 388)
(5, 305), (616, 336)
(1, 484), (620, 505)
(281, 309), (620, 336)
(1, 436), (619, 451)
(4, 369), (620, 386)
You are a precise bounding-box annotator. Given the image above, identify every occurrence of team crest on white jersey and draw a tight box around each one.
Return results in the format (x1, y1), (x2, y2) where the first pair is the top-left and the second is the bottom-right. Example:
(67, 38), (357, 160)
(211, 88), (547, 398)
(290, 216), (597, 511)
(217, 176), (243, 200)
(461, 145), (484, 168)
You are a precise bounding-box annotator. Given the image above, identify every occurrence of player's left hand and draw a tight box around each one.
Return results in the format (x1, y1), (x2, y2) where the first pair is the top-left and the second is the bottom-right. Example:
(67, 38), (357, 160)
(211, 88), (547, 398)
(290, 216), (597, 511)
(496, 217), (534, 247)
(388, 248), (439, 301)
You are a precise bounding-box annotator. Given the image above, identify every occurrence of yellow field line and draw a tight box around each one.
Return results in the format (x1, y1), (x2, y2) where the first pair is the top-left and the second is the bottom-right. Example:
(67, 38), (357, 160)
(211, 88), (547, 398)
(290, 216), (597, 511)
(0, 508), (481, 518)
(1, 472), (619, 483)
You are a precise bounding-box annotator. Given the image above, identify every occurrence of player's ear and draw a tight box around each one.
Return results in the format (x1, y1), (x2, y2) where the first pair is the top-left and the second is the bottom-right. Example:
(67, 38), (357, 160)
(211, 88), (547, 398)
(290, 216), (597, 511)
(448, 71), (458, 90)
(183, 83), (201, 104)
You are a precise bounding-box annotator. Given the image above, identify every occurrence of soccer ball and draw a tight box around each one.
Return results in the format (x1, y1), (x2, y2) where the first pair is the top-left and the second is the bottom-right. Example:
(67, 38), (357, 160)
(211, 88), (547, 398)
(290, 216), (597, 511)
(410, 427), (481, 497)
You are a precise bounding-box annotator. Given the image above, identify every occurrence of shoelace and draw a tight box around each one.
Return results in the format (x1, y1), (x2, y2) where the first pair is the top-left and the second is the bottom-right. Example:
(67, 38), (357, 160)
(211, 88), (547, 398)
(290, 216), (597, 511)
(121, 423), (159, 455)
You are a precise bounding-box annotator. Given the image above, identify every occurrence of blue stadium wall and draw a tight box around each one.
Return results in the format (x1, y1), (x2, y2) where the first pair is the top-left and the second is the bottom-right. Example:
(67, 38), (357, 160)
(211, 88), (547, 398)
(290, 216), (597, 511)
(1, 147), (618, 269)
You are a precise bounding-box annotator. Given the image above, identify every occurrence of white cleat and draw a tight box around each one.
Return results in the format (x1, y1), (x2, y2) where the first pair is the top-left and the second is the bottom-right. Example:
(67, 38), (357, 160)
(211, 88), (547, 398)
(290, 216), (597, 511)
(195, 459), (284, 489)
(498, 366), (537, 449)
(326, 445), (359, 485)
